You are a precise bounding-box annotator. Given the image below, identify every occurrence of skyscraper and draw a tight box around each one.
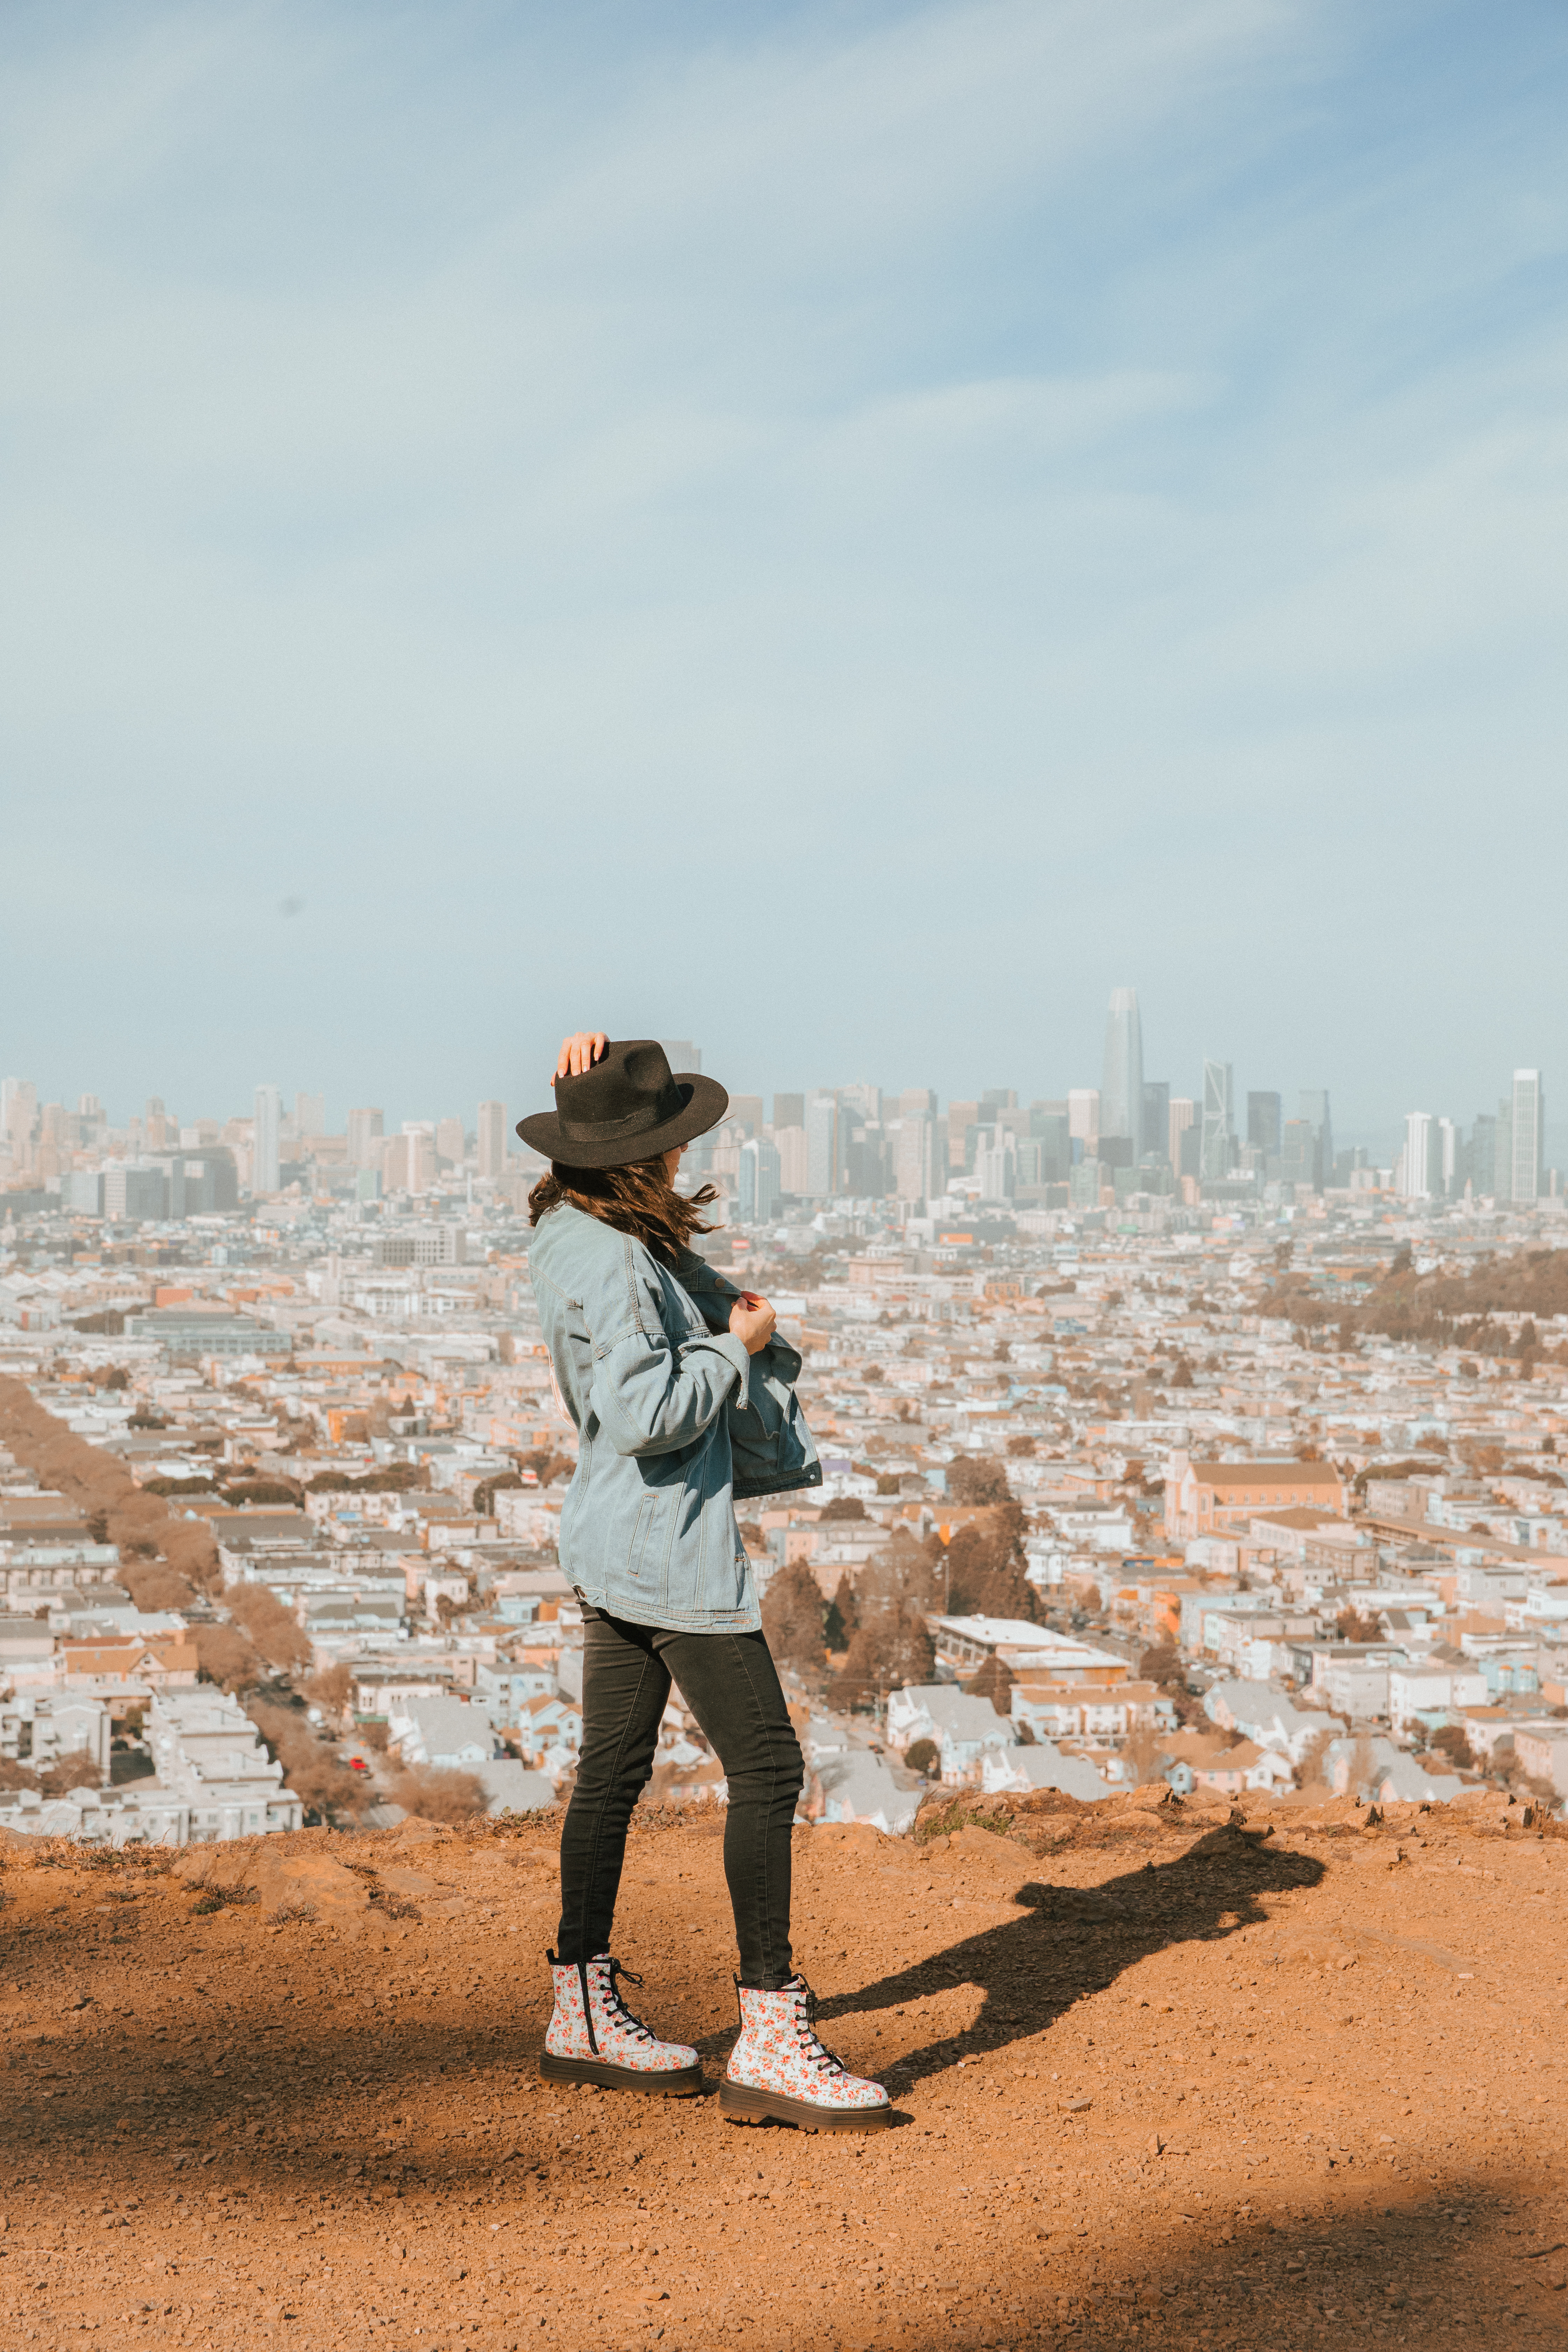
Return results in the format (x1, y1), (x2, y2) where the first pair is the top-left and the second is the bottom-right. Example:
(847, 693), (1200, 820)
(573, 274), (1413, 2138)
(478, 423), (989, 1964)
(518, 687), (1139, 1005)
(893, 1112), (937, 1204)
(253, 1085), (281, 1195)
(1100, 988), (1143, 1149)
(1299, 1090), (1334, 1190)
(1168, 1097), (1196, 1173)
(806, 1095), (838, 1196)
(294, 1092), (325, 1137)
(346, 1108), (384, 1168)
(974, 1126), (1016, 1202)
(2, 1079), (37, 1169)
(1068, 1089), (1100, 1149)
(773, 1093), (805, 1130)
(1437, 1117), (1459, 1197)
(1510, 1070), (1544, 1205)
(1247, 1093), (1282, 1156)
(1140, 1082), (1170, 1161)
(1400, 1112), (1437, 1200)
(477, 1101), (507, 1180)
(1199, 1062), (1233, 1180)
(738, 1136), (782, 1224)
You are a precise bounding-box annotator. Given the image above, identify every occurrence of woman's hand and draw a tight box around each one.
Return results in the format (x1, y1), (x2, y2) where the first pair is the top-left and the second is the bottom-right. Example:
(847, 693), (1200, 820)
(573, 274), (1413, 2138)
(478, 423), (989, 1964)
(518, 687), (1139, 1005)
(553, 1031), (607, 1083)
(729, 1292), (777, 1357)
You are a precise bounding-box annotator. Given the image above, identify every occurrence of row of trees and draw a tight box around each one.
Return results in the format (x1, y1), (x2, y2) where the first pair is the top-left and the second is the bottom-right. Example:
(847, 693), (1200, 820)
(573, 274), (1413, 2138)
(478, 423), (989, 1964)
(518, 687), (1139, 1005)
(1260, 1245), (1568, 1366)
(0, 1374), (490, 1828)
(0, 1372), (220, 1613)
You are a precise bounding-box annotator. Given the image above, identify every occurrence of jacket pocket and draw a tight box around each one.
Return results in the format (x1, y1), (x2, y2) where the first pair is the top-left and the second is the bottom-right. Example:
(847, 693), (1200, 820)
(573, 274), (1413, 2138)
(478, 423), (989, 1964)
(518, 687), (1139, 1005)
(627, 1493), (663, 1590)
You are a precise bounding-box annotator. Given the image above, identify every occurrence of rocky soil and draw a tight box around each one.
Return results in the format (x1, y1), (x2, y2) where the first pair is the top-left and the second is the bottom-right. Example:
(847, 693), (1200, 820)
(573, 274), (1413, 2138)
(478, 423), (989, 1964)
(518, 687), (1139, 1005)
(1, 1788), (1565, 2350)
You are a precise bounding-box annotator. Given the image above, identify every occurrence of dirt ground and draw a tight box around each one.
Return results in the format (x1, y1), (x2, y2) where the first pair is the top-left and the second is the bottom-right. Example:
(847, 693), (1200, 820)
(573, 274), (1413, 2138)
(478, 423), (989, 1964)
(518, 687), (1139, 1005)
(1, 1791), (1564, 2351)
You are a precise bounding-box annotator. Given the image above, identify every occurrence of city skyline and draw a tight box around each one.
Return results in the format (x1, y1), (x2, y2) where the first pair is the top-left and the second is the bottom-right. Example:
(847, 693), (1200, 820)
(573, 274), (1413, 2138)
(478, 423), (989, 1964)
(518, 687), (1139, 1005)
(1, 988), (1556, 1203)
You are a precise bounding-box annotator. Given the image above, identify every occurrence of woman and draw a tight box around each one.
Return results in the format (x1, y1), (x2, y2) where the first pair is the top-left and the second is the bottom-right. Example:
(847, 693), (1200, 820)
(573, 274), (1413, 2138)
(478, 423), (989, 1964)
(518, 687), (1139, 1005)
(519, 1031), (888, 2133)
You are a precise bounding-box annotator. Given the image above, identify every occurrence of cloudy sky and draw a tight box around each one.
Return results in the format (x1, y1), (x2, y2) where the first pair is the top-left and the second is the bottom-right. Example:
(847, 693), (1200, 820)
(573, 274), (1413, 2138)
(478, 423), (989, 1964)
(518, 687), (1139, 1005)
(3, 0), (1566, 1147)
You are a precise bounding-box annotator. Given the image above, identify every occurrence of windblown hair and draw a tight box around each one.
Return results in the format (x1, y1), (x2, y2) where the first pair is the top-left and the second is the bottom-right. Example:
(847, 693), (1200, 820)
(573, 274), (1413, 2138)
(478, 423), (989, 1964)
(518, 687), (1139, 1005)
(528, 1155), (719, 1268)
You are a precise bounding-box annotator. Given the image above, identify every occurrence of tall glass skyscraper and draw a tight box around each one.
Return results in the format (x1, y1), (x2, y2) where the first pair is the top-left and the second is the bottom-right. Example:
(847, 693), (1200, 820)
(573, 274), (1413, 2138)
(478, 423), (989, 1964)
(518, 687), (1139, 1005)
(1100, 988), (1143, 1148)
(1510, 1070), (1544, 1204)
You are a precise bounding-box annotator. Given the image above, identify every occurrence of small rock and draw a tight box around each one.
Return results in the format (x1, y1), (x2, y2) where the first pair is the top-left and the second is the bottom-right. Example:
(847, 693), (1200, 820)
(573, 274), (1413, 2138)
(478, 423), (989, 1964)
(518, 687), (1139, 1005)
(1061, 2097), (1091, 2114)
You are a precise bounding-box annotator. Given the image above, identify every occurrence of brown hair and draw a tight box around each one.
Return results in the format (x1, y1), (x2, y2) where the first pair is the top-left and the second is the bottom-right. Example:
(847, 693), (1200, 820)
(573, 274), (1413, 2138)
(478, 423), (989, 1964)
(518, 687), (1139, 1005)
(528, 1155), (720, 1268)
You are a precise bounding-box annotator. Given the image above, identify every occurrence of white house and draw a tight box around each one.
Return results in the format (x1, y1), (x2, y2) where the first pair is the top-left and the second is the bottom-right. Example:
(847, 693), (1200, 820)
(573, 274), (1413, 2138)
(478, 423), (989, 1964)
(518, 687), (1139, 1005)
(1324, 1735), (1465, 1806)
(147, 1691), (302, 1840)
(813, 1750), (920, 1834)
(1388, 1664), (1489, 1735)
(387, 1696), (500, 1770)
(1310, 1648), (1404, 1721)
(885, 1682), (1014, 1783)
(1204, 1679), (1326, 1765)
(981, 1742), (1112, 1802)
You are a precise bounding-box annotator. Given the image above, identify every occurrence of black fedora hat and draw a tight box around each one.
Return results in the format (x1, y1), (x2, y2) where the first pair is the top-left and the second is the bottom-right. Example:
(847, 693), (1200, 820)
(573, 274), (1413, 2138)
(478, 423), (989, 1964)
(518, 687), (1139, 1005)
(516, 1040), (729, 1170)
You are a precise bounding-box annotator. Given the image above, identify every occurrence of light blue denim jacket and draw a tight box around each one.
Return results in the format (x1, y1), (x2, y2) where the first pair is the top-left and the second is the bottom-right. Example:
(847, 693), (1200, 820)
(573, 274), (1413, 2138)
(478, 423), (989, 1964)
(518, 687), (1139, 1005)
(528, 1204), (821, 1632)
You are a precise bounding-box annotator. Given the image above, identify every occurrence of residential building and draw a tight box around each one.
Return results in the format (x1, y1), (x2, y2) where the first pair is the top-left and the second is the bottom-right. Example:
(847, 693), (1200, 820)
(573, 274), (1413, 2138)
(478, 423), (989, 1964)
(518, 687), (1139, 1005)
(1164, 1452), (1348, 1537)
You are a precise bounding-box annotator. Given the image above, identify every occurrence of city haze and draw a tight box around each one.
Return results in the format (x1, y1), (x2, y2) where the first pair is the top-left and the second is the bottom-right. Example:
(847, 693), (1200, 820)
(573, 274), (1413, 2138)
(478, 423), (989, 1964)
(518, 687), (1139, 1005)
(3, 2), (1567, 1130)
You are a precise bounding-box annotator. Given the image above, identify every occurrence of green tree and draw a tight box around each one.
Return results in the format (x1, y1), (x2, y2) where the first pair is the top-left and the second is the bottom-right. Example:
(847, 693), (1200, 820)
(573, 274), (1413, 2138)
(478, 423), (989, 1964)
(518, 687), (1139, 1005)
(1428, 1724), (1475, 1772)
(1138, 1639), (1182, 1687)
(961, 1653), (1014, 1717)
(946, 1456), (1013, 1508)
(386, 1763), (489, 1823)
(224, 1584), (313, 1674)
(249, 1700), (374, 1825)
(822, 1572), (858, 1652)
(831, 1607), (936, 1713)
(194, 1623), (264, 1693)
(473, 1470), (523, 1517)
(761, 1561), (827, 1673)
(819, 1495), (867, 1521)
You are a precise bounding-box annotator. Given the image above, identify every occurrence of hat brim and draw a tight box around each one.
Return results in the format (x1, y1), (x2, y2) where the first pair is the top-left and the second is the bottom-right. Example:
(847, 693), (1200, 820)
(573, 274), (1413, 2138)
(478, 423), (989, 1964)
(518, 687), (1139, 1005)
(514, 1072), (730, 1170)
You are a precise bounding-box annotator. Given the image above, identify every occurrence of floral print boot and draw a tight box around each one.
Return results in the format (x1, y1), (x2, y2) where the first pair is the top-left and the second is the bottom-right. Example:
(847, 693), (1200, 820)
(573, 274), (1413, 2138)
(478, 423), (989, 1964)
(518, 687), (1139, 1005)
(720, 1977), (891, 2132)
(539, 1953), (703, 2095)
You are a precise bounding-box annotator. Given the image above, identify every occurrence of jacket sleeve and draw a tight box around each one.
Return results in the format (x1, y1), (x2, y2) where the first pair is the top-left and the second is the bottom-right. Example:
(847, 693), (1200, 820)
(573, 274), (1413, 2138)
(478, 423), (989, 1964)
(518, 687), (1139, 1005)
(674, 1250), (803, 1389)
(584, 1237), (752, 1458)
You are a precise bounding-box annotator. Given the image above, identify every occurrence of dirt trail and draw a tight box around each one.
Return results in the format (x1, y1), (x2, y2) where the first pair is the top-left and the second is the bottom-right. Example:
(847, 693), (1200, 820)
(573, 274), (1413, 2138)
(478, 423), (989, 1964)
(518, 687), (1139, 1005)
(1, 1797), (1564, 2348)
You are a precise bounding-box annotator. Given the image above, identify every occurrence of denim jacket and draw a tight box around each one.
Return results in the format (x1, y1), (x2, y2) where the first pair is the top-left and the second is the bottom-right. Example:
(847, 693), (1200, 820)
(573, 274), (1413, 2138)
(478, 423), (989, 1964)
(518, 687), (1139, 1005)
(527, 1204), (821, 1633)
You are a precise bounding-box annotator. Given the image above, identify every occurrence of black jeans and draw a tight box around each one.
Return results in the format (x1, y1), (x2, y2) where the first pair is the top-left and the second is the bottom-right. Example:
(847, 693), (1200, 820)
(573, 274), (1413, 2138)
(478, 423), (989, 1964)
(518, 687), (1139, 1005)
(556, 1605), (805, 1989)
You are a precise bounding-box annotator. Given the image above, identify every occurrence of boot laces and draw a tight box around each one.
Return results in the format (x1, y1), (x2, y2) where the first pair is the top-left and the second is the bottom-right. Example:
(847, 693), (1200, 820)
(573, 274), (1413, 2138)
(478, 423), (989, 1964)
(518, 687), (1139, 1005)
(592, 1957), (657, 2046)
(785, 1979), (849, 2078)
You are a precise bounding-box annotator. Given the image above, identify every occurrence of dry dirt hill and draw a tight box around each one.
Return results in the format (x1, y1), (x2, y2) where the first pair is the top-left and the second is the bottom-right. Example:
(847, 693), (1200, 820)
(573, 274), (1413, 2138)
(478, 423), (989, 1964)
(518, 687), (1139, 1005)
(1, 1787), (1565, 2350)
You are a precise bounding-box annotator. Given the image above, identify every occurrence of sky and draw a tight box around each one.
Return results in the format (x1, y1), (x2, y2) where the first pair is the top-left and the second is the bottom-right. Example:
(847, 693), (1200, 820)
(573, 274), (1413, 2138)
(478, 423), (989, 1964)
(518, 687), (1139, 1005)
(3, 0), (1567, 1152)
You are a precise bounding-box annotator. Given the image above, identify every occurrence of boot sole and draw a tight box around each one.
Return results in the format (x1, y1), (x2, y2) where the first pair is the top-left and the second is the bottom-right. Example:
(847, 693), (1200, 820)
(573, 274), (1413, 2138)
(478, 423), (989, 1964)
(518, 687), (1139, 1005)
(539, 2052), (704, 2097)
(719, 2078), (892, 2133)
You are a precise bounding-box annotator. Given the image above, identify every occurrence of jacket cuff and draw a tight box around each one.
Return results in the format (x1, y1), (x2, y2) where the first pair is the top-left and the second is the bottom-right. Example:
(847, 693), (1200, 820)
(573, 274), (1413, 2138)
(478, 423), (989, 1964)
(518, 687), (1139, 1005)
(714, 1333), (754, 1406)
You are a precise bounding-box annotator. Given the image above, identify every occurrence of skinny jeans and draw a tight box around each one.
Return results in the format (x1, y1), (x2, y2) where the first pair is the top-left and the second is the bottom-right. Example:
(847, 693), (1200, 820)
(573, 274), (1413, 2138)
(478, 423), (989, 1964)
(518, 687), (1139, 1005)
(555, 1604), (805, 1989)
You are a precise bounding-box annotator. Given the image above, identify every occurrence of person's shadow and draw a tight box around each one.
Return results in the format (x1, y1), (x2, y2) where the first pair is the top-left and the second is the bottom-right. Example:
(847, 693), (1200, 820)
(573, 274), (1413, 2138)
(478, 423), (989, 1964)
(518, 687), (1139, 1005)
(811, 1823), (1325, 2087)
